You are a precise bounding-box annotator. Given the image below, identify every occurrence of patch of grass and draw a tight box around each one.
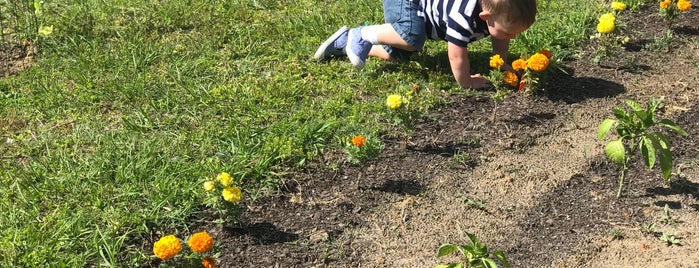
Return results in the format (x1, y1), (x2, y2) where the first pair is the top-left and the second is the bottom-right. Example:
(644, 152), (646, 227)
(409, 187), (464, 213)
(0, 0), (611, 265)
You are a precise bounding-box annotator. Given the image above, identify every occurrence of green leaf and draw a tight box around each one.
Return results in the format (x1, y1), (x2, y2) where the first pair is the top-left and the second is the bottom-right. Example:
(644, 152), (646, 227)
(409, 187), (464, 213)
(493, 250), (511, 268)
(658, 119), (688, 136)
(640, 136), (656, 169)
(612, 107), (629, 121)
(605, 139), (626, 165)
(658, 147), (673, 181)
(437, 244), (460, 258)
(434, 264), (457, 268)
(482, 258), (498, 268)
(625, 99), (643, 111)
(38, 25), (53, 36)
(634, 110), (653, 128)
(598, 119), (616, 141)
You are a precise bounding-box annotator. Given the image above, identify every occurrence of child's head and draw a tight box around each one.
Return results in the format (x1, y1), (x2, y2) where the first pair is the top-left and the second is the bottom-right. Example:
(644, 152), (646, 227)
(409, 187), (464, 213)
(480, 0), (537, 40)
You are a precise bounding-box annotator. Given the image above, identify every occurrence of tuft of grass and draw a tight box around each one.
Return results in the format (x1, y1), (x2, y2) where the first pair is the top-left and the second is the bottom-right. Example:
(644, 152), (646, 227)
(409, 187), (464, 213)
(1, 0), (612, 265)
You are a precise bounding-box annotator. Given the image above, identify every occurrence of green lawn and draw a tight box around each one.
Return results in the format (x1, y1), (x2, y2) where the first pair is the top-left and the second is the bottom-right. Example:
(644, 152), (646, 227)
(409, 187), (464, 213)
(0, 0), (603, 266)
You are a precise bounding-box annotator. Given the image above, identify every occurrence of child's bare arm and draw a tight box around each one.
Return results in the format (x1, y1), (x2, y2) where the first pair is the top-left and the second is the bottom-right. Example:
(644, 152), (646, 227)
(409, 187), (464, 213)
(491, 37), (512, 70)
(447, 42), (487, 89)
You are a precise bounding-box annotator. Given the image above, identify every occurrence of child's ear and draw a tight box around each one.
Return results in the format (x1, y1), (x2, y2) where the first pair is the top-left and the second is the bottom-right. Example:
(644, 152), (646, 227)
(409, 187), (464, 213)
(479, 11), (491, 21)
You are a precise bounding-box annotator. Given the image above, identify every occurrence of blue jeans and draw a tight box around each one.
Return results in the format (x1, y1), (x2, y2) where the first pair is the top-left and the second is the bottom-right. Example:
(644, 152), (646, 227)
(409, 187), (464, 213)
(382, 0), (426, 60)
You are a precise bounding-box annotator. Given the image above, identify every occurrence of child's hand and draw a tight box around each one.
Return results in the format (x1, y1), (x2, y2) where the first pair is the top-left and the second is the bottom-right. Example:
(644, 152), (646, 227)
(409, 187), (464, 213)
(469, 74), (489, 89)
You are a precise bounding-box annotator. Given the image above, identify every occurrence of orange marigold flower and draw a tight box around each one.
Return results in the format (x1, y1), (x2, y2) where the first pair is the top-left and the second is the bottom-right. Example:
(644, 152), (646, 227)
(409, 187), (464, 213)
(678, 0), (692, 11)
(489, 54), (504, 69)
(660, 0), (671, 9)
(537, 49), (553, 59)
(512, 59), (527, 71)
(153, 235), (181, 260)
(503, 71), (519, 87)
(187, 231), (214, 253)
(527, 53), (550, 72)
(351, 135), (366, 147)
(202, 256), (216, 268)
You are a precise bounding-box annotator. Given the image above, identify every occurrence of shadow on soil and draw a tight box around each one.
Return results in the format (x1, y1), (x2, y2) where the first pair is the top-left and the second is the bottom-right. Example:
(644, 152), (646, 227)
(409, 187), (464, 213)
(227, 222), (300, 245)
(545, 67), (626, 104)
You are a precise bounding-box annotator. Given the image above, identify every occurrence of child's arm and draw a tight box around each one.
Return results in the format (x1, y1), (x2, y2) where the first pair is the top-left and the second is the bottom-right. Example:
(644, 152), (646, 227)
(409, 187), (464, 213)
(448, 42), (487, 89)
(491, 37), (511, 70)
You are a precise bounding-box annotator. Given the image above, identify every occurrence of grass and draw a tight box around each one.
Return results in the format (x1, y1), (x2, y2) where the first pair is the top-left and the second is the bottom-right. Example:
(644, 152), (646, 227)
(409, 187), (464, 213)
(1, 0), (601, 265)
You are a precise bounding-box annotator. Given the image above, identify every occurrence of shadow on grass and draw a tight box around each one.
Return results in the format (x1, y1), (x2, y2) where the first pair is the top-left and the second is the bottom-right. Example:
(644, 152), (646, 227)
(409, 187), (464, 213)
(227, 222), (299, 244)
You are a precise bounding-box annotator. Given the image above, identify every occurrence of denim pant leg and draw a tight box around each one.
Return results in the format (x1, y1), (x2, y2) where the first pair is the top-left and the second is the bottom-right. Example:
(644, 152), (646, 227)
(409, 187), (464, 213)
(382, 0), (426, 60)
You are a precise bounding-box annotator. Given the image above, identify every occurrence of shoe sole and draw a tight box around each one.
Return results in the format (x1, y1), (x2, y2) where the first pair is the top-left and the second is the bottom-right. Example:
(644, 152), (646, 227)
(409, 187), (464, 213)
(346, 28), (366, 69)
(313, 26), (349, 61)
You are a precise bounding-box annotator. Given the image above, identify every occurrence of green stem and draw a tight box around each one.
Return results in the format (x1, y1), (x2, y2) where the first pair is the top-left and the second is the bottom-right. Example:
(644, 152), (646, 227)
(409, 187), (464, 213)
(617, 162), (628, 198)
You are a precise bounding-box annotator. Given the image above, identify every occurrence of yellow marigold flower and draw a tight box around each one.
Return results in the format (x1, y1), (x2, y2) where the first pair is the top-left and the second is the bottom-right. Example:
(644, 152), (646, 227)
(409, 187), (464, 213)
(512, 58), (528, 71)
(203, 181), (215, 192)
(202, 256), (216, 268)
(351, 135), (366, 147)
(153, 235), (181, 260)
(489, 54), (504, 69)
(599, 13), (616, 23)
(527, 53), (550, 72)
(187, 231), (214, 253)
(386, 94), (403, 109)
(502, 71), (519, 87)
(678, 0), (692, 11)
(537, 49), (553, 59)
(216, 172), (233, 186)
(222, 186), (242, 202)
(660, 0), (671, 9)
(611, 1), (627, 11)
(597, 20), (615, 34)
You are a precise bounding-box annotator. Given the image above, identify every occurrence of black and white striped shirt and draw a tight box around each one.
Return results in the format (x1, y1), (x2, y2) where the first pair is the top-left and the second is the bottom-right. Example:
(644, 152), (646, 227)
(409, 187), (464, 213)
(416, 0), (490, 47)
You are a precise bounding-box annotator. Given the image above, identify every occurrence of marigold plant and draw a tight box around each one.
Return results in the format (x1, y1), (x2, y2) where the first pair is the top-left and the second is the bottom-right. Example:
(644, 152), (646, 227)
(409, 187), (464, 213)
(489, 54), (504, 69)
(203, 172), (244, 224)
(188, 231), (214, 253)
(202, 256), (216, 268)
(502, 71), (518, 87)
(386, 94), (403, 109)
(677, 0), (691, 11)
(511, 58), (527, 71)
(222, 186), (242, 202)
(527, 53), (550, 72)
(351, 135), (366, 147)
(611, 1), (627, 11)
(153, 235), (182, 260)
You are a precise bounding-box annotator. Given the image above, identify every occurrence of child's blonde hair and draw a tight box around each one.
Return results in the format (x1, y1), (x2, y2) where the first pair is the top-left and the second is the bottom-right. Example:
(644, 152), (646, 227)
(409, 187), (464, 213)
(482, 0), (537, 28)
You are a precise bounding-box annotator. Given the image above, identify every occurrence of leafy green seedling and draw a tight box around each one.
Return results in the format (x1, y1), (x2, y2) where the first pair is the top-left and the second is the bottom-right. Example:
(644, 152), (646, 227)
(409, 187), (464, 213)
(659, 233), (681, 246)
(598, 97), (688, 197)
(435, 232), (510, 268)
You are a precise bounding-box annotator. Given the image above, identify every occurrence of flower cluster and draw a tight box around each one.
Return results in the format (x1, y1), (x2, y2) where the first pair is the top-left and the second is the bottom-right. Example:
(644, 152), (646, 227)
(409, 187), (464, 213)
(153, 232), (217, 267)
(486, 50), (553, 94)
(611, 1), (627, 11)
(660, 0), (692, 20)
(205, 172), (242, 203)
(203, 172), (244, 224)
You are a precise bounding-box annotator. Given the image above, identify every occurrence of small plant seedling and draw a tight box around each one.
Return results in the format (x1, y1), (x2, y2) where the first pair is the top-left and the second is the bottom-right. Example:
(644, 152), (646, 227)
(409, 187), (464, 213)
(608, 229), (624, 240)
(598, 97), (688, 197)
(436, 233), (510, 268)
(659, 232), (681, 246)
(465, 197), (488, 211)
(641, 222), (657, 236)
(659, 204), (677, 226)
